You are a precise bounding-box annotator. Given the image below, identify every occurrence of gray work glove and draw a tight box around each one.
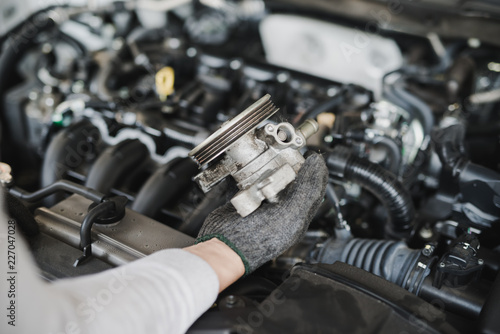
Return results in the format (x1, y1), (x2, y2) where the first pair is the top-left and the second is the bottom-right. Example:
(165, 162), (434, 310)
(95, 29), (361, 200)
(196, 153), (328, 275)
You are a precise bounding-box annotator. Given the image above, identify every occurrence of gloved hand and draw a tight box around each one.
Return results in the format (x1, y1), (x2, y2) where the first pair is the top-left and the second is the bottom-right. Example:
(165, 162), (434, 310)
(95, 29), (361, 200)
(196, 153), (328, 275)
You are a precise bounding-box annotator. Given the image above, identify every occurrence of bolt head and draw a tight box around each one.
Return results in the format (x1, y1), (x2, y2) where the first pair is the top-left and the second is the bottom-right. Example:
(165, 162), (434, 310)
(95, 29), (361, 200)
(295, 137), (303, 145)
(28, 91), (38, 101)
(277, 130), (288, 142)
(277, 72), (289, 83)
(419, 228), (433, 239)
(226, 295), (238, 307)
(478, 259), (484, 265)
(42, 43), (52, 54)
(186, 47), (197, 57)
(230, 59), (242, 70)
(439, 262), (446, 268)
(327, 86), (339, 97)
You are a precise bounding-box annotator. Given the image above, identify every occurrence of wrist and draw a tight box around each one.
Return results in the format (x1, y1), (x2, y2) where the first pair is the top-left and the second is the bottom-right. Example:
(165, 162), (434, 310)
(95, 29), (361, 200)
(184, 238), (245, 292)
(196, 234), (251, 275)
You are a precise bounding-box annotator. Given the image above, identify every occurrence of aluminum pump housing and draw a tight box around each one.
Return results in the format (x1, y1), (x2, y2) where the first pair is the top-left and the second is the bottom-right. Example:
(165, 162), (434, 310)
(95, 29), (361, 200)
(189, 94), (319, 217)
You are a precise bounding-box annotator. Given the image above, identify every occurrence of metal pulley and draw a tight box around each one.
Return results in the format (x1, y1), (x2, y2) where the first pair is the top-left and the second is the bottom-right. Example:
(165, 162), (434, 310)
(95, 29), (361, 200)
(189, 94), (318, 217)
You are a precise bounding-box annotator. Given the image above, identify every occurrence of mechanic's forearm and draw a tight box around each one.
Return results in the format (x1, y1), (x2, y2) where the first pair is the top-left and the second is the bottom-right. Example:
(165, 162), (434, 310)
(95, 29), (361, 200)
(0, 220), (220, 334)
(184, 238), (245, 292)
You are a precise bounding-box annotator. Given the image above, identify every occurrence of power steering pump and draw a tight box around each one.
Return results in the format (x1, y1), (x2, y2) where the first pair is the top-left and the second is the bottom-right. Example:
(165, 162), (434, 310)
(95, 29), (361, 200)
(189, 94), (318, 217)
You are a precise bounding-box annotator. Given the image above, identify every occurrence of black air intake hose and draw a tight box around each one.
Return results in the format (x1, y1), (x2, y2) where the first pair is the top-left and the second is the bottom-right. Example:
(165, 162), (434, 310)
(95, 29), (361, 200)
(85, 139), (149, 194)
(315, 237), (487, 318)
(131, 157), (198, 217)
(41, 120), (101, 206)
(317, 238), (424, 291)
(177, 181), (227, 237)
(327, 147), (415, 238)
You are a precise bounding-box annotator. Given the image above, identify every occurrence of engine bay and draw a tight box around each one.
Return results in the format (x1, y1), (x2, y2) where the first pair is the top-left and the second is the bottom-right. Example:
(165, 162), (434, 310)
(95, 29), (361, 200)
(2, 0), (500, 332)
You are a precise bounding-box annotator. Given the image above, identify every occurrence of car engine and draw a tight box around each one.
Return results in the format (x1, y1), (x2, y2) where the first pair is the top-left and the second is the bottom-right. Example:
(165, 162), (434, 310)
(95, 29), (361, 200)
(1, 0), (500, 333)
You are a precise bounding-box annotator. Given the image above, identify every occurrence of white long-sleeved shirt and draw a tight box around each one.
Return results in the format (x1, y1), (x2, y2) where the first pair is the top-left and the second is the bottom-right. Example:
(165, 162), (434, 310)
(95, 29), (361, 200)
(0, 201), (219, 334)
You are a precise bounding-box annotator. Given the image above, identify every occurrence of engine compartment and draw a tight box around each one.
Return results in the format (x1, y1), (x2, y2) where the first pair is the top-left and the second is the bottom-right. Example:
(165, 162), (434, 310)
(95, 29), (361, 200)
(2, 1), (500, 333)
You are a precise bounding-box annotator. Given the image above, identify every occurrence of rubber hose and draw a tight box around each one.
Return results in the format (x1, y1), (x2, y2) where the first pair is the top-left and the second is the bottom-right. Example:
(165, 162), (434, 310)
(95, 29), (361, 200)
(0, 12), (54, 94)
(131, 157), (198, 217)
(371, 135), (402, 175)
(296, 88), (347, 124)
(327, 148), (415, 238)
(126, 27), (167, 58)
(402, 148), (428, 186)
(344, 156), (415, 237)
(325, 183), (346, 228)
(177, 181), (227, 236)
(0, 12), (55, 158)
(41, 120), (100, 206)
(384, 79), (434, 137)
(85, 139), (149, 194)
(80, 201), (115, 249)
(316, 237), (486, 318)
(9, 180), (105, 203)
(317, 238), (421, 288)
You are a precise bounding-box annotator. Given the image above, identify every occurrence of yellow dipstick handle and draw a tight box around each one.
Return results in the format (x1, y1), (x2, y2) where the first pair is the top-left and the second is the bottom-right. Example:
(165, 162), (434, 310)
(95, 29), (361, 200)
(155, 66), (175, 101)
